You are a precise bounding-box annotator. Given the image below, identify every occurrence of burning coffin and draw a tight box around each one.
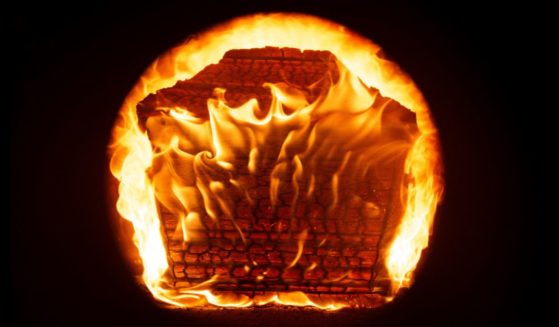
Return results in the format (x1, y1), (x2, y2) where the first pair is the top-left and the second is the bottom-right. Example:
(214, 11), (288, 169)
(137, 47), (416, 301)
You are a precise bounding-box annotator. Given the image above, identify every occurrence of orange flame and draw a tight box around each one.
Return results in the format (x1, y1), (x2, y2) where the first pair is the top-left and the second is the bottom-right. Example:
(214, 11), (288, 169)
(109, 13), (443, 309)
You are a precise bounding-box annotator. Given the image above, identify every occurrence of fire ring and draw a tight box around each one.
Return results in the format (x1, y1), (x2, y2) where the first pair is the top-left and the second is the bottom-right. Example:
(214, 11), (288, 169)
(109, 13), (444, 310)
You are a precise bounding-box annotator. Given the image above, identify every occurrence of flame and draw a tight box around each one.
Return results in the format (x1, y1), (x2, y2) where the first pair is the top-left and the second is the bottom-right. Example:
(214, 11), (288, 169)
(109, 13), (443, 309)
(286, 229), (308, 269)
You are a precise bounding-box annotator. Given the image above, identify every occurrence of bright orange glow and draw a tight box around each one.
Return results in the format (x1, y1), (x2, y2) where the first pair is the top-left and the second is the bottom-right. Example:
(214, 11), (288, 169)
(109, 13), (443, 309)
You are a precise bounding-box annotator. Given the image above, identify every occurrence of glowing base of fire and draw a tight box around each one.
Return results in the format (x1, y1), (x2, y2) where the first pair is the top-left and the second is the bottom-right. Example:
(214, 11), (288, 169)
(157, 290), (349, 311)
(144, 274), (390, 310)
(151, 284), (388, 311)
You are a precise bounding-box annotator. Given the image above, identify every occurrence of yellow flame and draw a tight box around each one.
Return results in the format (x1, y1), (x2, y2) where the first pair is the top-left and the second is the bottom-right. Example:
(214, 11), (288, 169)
(386, 133), (444, 290)
(109, 13), (443, 309)
(286, 229), (308, 269)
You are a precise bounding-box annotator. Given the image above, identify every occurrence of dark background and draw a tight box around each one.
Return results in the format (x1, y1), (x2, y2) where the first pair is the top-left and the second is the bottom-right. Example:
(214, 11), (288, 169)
(9, 1), (548, 326)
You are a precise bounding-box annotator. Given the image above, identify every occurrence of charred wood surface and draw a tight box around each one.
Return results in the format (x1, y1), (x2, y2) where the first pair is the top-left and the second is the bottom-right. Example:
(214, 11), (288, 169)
(138, 47), (417, 295)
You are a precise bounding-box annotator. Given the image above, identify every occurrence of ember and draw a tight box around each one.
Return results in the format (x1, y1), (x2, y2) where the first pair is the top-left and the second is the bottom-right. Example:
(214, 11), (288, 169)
(109, 13), (443, 310)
